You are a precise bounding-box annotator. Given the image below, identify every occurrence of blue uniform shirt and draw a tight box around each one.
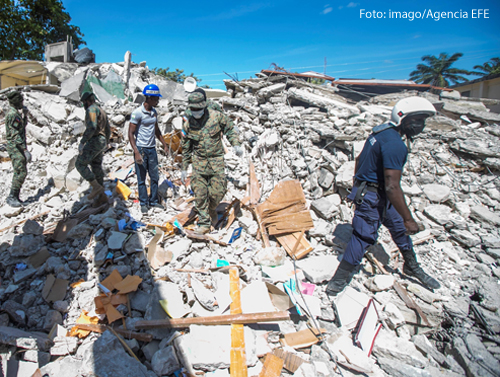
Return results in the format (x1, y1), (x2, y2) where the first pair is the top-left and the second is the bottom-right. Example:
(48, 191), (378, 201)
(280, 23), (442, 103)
(355, 127), (407, 184)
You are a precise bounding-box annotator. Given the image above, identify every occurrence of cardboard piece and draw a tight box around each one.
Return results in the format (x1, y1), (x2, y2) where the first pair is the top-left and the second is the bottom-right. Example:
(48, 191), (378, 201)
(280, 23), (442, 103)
(146, 227), (172, 270)
(94, 294), (127, 324)
(259, 353), (283, 377)
(265, 283), (294, 311)
(28, 247), (50, 268)
(114, 275), (142, 294)
(101, 269), (123, 291)
(42, 274), (68, 303)
(69, 311), (100, 338)
(272, 349), (306, 373)
(354, 299), (382, 356)
(281, 327), (327, 349)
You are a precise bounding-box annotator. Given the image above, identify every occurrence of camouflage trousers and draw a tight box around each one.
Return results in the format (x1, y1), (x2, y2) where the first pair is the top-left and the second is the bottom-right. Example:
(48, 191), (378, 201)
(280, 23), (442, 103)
(191, 171), (227, 227)
(7, 145), (27, 192)
(75, 135), (107, 185)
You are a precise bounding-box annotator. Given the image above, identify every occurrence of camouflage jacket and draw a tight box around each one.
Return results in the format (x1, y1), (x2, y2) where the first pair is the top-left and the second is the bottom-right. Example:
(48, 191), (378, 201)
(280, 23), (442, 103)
(81, 103), (111, 144)
(5, 106), (26, 150)
(182, 108), (240, 174)
(184, 100), (222, 118)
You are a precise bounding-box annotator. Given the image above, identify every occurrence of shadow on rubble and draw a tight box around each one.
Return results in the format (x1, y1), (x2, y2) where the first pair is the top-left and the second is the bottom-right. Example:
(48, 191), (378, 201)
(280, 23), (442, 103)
(0, 174), (163, 375)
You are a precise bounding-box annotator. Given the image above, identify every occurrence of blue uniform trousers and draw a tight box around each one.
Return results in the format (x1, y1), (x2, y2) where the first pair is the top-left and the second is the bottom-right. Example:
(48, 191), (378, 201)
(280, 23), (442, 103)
(343, 185), (412, 266)
(135, 146), (160, 207)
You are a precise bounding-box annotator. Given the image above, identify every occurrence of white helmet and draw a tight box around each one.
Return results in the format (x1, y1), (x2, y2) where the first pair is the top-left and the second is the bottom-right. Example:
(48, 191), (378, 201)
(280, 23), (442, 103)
(390, 96), (436, 126)
(184, 77), (197, 93)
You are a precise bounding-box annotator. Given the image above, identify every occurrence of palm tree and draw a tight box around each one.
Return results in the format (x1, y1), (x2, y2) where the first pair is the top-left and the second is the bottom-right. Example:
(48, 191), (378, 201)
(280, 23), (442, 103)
(409, 53), (470, 87)
(470, 57), (500, 77)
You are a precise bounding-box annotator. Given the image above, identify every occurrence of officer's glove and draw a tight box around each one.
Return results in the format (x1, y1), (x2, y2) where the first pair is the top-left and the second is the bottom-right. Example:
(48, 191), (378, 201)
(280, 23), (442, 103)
(24, 150), (32, 163)
(78, 143), (84, 155)
(181, 170), (187, 184)
(234, 145), (243, 157)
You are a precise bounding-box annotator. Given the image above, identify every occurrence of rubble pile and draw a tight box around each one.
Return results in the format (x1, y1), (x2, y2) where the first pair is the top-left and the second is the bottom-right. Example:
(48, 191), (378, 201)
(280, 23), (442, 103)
(0, 57), (499, 377)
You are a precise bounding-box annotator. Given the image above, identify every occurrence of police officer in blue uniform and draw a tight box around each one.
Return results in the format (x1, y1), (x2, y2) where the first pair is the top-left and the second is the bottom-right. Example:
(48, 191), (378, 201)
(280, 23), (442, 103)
(327, 97), (441, 295)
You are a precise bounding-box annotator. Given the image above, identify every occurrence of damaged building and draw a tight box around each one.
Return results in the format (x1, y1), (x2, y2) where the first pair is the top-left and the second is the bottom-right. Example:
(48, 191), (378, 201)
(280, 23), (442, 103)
(0, 52), (500, 377)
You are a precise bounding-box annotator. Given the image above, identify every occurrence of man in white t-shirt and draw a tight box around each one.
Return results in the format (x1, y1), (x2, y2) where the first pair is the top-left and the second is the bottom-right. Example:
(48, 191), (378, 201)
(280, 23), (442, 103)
(128, 84), (168, 213)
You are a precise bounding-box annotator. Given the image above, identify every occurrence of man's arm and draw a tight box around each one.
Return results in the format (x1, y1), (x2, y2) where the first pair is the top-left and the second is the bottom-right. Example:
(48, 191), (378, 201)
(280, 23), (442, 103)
(181, 121), (192, 171)
(81, 108), (98, 145)
(220, 113), (240, 147)
(128, 122), (143, 164)
(8, 116), (27, 150)
(154, 122), (168, 153)
(384, 168), (418, 234)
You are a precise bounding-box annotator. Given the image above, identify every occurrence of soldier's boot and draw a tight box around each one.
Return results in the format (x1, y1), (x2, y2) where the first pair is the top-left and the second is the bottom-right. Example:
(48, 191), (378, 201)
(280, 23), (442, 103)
(209, 208), (218, 227)
(401, 248), (441, 290)
(326, 260), (356, 296)
(92, 192), (108, 208)
(88, 179), (104, 200)
(6, 189), (23, 208)
(194, 225), (211, 235)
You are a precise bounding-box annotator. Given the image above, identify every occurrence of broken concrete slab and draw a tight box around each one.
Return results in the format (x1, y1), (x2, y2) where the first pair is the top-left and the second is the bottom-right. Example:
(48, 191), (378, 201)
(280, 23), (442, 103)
(297, 255), (340, 284)
(0, 326), (53, 351)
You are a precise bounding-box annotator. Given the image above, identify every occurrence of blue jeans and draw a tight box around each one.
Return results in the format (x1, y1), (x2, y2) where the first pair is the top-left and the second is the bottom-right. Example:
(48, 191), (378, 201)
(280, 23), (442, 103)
(343, 185), (412, 266)
(135, 147), (159, 207)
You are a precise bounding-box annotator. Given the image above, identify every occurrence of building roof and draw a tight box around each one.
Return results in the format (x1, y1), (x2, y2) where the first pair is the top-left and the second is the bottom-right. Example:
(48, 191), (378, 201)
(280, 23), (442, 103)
(450, 72), (500, 89)
(261, 70), (335, 82)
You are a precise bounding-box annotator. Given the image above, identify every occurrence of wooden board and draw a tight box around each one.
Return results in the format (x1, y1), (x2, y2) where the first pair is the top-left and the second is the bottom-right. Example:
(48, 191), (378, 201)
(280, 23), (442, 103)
(230, 268), (248, 377)
(276, 232), (313, 260)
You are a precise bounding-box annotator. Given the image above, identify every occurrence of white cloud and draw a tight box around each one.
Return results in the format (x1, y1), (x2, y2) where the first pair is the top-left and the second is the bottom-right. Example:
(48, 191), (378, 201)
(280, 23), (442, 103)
(347, 2), (359, 7)
(322, 7), (333, 14)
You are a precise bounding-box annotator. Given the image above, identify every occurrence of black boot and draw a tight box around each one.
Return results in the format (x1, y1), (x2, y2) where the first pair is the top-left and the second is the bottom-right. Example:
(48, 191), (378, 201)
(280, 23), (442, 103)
(326, 260), (356, 296)
(6, 189), (23, 208)
(401, 249), (441, 290)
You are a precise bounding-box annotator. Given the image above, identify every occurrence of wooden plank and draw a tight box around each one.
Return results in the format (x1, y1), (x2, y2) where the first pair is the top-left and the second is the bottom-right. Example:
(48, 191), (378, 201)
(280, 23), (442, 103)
(276, 231), (313, 260)
(0, 210), (50, 234)
(281, 327), (326, 349)
(230, 267), (248, 377)
(249, 160), (260, 205)
(74, 323), (152, 342)
(185, 229), (229, 246)
(259, 353), (283, 377)
(135, 311), (290, 329)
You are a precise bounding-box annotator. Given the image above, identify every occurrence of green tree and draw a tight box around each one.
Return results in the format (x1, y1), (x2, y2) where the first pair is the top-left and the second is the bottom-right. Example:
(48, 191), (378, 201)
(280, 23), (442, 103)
(0, 0), (85, 61)
(409, 53), (469, 87)
(470, 57), (500, 77)
(153, 67), (201, 84)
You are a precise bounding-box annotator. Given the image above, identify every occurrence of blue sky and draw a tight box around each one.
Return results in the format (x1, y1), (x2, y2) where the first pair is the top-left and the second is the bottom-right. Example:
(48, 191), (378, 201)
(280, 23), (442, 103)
(62, 0), (499, 89)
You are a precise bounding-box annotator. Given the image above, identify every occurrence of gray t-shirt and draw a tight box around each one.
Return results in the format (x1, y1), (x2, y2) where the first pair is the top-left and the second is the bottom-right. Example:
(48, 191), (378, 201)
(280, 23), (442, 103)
(131, 104), (157, 148)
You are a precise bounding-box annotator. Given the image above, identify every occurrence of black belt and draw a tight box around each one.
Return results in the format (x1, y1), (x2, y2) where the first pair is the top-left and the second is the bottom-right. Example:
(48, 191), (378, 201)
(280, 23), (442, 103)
(355, 180), (379, 192)
(353, 180), (380, 205)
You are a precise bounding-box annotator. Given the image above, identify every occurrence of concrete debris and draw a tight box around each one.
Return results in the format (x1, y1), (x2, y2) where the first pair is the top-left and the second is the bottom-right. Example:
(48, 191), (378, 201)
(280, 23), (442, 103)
(0, 58), (499, 377)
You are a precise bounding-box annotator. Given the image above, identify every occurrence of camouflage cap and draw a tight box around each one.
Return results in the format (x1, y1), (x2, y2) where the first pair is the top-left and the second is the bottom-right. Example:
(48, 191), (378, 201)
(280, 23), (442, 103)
(188, 92), (207, 109)
(6, 90), (22, 102)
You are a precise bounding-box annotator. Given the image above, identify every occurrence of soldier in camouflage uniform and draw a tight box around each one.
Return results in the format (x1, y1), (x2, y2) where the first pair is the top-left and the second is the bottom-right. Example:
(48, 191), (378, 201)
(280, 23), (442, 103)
(75, 92), (110, 205)
(181, 92), (243, 234)
(4, 90), (31, 207)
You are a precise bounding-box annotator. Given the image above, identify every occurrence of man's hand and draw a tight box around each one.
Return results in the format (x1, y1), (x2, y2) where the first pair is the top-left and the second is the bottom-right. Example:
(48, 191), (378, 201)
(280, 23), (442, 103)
(134, 150), (143, 165)
(24, 150), (32, 163)
(404, 218), (419, 235)
(234, 145), (243, 157)
(22, 106), (28, 117)
(163, 144), (169, 155)
(181, 170), (187, 184)
(78, 143), (84, 155)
